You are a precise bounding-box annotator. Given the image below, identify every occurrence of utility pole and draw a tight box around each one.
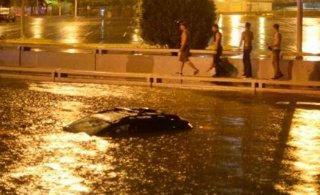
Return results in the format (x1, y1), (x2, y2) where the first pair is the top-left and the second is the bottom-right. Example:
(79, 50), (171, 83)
(20, 0), (25, 39)
(296, 0), (303, 59)
(75, 0), (78, 17)
(58, 0), (62, 16)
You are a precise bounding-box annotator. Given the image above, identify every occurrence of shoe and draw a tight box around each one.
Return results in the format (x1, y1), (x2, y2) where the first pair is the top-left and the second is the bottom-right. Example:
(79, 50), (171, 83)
(193, 70), (199, 76)
(272, 73), (283, 80)
(278, 73), (284, 78)
(176, 72), (183, 76)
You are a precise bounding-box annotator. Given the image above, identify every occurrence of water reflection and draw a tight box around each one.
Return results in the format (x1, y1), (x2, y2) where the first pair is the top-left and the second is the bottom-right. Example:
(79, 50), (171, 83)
(30, 18), (44, 39)
(1, 80), (320, 194)
(28, 82), (133, 98)
(229, 15), (241, 47)
(60, 23), (80, 44)
(276, 106), (320, 194)
(258, 17), (266, 50)
(219, 15), (320, 53)
(56, 101), (87, 127)
(100, 19), (105, 40)
(303, 19), (320, 54)
(132, 28), (141, 43)
(0, 16), (315, 54)
(2, 133), (116, 194)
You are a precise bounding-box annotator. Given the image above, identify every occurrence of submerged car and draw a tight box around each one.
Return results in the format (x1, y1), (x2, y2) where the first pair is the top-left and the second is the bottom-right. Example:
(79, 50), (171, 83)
(63, 108), (193, 136)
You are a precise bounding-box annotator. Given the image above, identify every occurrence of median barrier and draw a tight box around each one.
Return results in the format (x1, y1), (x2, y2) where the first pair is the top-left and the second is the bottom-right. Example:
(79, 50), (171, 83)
(0, 66), (319, 95)
(0, 43), (319, 82)
(0, 47), (20, 66)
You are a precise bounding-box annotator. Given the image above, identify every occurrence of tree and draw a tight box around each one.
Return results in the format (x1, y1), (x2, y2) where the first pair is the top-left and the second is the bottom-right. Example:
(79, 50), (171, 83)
(0, 0), (11, 6)
(140, 0), (216, 49)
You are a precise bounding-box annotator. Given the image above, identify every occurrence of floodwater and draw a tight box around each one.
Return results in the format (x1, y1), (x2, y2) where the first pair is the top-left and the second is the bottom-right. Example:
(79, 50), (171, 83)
(0, 79), (320, 194)
(0, 15), (319, 53)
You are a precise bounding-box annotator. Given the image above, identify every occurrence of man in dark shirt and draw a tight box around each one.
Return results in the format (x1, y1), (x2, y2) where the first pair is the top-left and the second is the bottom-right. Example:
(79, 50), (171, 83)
(207, 24), (223, 77)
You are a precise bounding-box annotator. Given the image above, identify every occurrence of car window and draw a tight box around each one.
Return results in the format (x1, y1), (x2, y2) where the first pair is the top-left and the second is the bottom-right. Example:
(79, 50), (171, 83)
(67, 117), (111, 135)
(114, 124), (130, 134)
(132, 119), (161, 132)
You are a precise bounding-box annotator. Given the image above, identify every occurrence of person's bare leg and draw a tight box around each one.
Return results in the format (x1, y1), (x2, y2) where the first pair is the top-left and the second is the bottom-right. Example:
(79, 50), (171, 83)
(179, 62), (185, 75)
(207, 56), (216, 72)
(207, 65), (216, 72)
(186, 61), (199, 71)
(186, 61), (199, 75)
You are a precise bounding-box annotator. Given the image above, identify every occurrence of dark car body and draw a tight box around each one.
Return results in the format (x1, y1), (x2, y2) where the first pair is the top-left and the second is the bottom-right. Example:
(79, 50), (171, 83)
(63, 108), (193, 136)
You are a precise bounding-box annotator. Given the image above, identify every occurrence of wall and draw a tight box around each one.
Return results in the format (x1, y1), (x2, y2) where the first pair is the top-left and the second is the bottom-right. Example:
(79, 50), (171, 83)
(0, 49), (319, 82)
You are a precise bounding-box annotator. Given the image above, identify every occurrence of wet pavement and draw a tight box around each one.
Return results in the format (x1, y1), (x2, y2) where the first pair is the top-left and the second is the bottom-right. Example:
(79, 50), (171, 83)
(0, 15), (320, 53)
(0, 79), (320, 194)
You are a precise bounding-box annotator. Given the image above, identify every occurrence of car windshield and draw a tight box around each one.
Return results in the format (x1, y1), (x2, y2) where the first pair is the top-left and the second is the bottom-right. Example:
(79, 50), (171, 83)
(67, 116), (111, 135)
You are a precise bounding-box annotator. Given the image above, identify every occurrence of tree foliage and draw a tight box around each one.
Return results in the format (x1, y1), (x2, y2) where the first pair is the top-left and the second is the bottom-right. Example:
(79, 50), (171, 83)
(140, 0), (216, 49)
(0, 0), (11, 6)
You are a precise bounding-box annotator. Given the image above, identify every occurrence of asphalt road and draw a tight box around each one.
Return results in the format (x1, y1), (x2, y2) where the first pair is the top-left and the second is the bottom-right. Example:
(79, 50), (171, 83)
(0, 15), (319, 53)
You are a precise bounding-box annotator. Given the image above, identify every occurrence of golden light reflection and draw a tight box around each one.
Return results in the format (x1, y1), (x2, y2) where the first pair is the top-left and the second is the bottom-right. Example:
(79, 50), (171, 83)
(56, 101), (88, 127)
(275, 107), (320, 194)
(60, 24), (80, 44)
(303, 25), (320, 54)
(229, 15), (241, 47)
(31, 17), (44, 39)
(132, 28), (141, 43)
(0, 25), (5, 37)
(2, 133), (117, 194)
(28, 82), (132, 98)
(258, 17), (266, 50)
(218, 14), (223, 35)
(63, 48), (78, 53)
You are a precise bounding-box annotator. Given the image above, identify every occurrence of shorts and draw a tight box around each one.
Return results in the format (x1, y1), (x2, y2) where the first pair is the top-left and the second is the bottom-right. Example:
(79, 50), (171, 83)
(179, 50), (191, 62)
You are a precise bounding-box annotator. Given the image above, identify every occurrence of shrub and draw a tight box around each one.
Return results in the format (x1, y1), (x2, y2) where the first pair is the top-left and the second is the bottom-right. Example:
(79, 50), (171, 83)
(140, 0), (216, 49)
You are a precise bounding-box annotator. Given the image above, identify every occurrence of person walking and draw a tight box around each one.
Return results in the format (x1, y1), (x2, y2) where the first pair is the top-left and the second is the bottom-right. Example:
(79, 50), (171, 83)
(269, 24), (283, 80)
(178, 21), (199, 76)
(239, 22), (254, 78)
(207, 24), (223, 77)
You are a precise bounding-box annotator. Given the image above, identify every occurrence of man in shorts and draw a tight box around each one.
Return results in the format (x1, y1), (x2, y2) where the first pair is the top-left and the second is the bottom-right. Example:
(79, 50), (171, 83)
(269, 24), (283, 80)
(239, 22), (254, 78)
(178, 21), (199, 76)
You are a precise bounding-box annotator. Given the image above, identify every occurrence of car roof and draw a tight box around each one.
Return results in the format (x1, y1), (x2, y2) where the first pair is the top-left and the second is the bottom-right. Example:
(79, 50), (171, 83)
(95, 108), (178, 123)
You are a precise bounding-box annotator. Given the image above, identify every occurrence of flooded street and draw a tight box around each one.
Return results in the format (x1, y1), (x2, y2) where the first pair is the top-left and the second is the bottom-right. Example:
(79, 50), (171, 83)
(0, 79), (320, 194)
(0, 15), (319, 53)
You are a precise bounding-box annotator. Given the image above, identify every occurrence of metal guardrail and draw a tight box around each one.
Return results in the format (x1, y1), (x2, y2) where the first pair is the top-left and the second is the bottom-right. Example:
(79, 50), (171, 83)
(0, 66), (55, 81)
(1, 66), (320, 95)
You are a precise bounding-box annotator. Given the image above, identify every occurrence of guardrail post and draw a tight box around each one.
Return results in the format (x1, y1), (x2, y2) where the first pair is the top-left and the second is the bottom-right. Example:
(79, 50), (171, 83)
(57, 70), (61, 79)
(259, 82), (265, 89)
(18, 46), (22, 67)
(52, 70), (56, 82)
(252, 81), (258, 94)
(96, 49), (109, 54)
(94, 49), (97, 71)
(23, 47), (31, 52)
(149, 77), (154, 87)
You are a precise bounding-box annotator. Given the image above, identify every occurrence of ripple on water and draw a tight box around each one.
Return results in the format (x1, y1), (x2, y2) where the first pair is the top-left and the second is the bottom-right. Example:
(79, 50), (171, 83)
(0, 80), (320, 194)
